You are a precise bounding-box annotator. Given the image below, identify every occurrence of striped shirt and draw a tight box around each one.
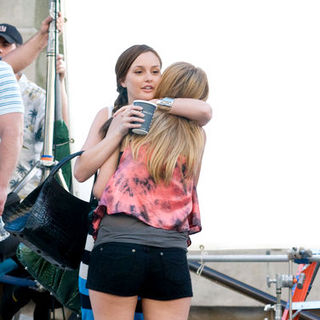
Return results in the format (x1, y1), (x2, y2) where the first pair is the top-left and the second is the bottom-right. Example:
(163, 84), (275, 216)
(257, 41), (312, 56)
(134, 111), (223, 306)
(0, 61), (24, 115)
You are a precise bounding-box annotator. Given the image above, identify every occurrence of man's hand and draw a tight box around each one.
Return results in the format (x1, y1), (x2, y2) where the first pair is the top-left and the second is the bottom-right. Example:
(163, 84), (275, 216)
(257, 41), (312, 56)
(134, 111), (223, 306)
(38, 12), (64, 48)
(40, 12), (64, 35)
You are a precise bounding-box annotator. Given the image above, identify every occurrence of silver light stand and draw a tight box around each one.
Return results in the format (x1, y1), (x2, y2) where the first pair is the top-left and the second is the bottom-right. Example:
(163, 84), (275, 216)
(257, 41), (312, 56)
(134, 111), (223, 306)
(41, 0), (67, 190)
(188, 248), (320, 320)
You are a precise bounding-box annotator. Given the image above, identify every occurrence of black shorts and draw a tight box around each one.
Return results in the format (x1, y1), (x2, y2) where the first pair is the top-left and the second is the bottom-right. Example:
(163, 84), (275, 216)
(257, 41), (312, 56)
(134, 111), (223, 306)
(87, 242), (193, 300)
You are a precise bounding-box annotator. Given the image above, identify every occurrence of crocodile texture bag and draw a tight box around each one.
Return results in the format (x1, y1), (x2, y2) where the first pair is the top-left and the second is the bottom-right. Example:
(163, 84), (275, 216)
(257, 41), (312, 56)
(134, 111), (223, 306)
(16, 243), (81, 314)
(3, 151), (92, 270)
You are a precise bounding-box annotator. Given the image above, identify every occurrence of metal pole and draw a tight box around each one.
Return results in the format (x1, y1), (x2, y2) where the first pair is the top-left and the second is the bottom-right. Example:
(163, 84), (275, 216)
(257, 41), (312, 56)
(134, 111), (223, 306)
(41, 0), (68, 191)
(187, 254), (320, 263)
(42, 0), (58, 179)
(188, 262), (320, 320)
(289, 260), (293, 320)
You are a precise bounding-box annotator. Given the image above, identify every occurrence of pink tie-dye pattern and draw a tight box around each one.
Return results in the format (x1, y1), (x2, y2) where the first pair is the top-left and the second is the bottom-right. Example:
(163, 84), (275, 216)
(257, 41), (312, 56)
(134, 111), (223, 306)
(93, 146), (202, 239)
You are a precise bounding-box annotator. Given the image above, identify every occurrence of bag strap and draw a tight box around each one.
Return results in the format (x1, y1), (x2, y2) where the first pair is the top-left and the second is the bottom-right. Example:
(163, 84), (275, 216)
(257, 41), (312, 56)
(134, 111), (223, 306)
(49, 151), (98, 204)
(49, 151), (84, 177)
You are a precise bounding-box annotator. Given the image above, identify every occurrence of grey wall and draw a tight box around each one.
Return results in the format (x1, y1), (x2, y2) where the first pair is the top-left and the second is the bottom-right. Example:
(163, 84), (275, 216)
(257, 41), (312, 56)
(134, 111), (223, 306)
(0, 0), (48, 88)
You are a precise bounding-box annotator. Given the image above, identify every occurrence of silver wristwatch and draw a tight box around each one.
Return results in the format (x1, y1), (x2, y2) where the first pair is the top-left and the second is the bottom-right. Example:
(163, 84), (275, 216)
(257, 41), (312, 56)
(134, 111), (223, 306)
(156, 97), (174, 111)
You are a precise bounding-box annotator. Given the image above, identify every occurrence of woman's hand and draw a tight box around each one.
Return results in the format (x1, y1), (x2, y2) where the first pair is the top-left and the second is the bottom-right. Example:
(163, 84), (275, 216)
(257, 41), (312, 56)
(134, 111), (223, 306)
(109, 104), (145, 137)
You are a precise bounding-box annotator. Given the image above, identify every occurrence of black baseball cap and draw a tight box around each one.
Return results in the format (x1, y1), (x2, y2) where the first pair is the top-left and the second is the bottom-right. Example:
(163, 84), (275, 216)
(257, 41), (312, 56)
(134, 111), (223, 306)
(0, 24), (23, 45)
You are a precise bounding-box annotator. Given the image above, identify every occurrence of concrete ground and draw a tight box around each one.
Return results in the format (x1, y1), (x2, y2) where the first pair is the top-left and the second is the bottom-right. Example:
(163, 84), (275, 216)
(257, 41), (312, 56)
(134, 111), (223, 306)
(189, 306), (272, 320)
(17, 304), (271, 320)
(13, 302), (320, 319)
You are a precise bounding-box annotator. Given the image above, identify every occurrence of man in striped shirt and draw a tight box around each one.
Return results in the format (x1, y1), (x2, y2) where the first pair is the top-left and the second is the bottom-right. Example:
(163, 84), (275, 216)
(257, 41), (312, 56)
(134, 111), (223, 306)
(0, 60), (23, 215)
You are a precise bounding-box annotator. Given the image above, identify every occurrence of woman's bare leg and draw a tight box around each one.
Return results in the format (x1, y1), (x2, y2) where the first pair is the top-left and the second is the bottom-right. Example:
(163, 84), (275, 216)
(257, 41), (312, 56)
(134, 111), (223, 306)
(142, 297), (191, 320)
(89, 289), (138, 320)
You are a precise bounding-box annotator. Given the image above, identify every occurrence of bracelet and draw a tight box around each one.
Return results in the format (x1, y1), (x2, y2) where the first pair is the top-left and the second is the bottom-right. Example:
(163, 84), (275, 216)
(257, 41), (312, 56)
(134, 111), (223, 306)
(156, 97), (174, 112)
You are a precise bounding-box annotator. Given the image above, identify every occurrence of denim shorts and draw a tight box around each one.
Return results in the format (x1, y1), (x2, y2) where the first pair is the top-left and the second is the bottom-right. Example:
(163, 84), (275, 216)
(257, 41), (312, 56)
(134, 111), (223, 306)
(86, 242), (192, 300)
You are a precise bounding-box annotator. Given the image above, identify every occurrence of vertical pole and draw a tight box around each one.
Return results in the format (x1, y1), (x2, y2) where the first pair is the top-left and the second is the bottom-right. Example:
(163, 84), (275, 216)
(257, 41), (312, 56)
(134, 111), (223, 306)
(289, 260), (293, 320)
(42, 0), (58, 179)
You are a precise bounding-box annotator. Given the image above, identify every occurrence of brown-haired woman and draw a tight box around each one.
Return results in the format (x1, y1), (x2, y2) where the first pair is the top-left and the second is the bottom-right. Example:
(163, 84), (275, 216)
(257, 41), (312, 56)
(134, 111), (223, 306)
(83, 61), (209, 320)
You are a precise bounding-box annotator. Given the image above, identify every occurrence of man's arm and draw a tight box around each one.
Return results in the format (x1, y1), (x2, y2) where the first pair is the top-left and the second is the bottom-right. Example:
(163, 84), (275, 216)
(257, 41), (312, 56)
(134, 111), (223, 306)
(0, 113), (23, 214)
(0, 61), (24, 214)
(3, 14), (63, 73)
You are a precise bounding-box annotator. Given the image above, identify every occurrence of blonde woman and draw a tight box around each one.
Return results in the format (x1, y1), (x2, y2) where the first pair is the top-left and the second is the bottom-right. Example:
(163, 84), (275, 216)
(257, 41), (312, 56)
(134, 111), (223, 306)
(75, 45), (211, 320)
(86, 62), (208, 320)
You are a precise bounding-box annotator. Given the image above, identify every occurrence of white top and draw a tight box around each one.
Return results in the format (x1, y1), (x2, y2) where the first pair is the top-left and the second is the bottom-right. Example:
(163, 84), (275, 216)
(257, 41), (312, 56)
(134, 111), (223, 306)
(0, 61), (23, 115)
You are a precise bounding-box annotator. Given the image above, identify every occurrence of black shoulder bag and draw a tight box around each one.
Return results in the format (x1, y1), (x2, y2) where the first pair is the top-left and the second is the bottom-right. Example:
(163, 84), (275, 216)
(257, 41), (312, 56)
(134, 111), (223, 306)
(3, 151), (94, 270)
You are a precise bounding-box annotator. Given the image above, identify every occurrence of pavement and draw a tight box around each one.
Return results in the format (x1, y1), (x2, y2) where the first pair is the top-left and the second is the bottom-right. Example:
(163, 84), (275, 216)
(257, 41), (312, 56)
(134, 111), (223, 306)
(17, 303), (270, 320)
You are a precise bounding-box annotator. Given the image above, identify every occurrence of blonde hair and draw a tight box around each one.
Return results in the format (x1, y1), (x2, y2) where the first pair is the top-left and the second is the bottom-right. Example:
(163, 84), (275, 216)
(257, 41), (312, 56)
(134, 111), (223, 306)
(123, 62), (209, 183)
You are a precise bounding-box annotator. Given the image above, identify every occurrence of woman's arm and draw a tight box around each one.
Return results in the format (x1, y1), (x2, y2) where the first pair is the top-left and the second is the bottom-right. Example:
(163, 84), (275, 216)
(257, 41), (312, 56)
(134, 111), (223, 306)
(194, 129), (207, 186)
(152, 98), (212, 127)
(74, 107), (114, 182)
(74, 105), (144, 182)
(93, 148), (120, 199)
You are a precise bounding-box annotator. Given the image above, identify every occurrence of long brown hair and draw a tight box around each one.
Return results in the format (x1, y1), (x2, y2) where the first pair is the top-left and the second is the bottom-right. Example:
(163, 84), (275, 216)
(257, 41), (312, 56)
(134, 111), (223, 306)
(99, 44), (162, 137)
(123, 62), (209, 183)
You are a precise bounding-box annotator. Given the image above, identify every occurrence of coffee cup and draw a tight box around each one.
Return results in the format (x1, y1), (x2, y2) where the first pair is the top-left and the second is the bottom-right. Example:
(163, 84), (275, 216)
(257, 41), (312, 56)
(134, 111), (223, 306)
(132, 100), (157, 135)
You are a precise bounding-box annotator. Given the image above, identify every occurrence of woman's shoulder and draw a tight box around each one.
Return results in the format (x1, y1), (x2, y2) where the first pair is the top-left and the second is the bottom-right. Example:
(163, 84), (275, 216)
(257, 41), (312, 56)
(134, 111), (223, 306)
(93, 106), (113, 124)
(82, 106), (113, 148)
(97, 106), (112, 117)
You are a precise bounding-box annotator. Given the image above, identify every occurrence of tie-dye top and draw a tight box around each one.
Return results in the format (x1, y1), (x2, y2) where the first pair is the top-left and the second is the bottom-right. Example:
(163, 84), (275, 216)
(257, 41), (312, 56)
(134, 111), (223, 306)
(94, 146), (201, 239)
